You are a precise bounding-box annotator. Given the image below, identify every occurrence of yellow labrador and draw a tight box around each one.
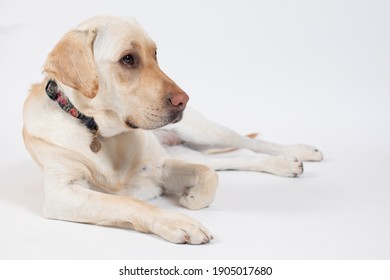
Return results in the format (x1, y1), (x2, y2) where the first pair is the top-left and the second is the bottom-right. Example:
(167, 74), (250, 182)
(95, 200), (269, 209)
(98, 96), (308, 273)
(23, 16), (323, 244)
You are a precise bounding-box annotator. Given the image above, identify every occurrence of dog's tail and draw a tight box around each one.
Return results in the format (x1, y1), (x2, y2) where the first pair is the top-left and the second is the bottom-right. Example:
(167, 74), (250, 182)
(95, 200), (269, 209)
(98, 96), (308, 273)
(203, 133), (259, 154)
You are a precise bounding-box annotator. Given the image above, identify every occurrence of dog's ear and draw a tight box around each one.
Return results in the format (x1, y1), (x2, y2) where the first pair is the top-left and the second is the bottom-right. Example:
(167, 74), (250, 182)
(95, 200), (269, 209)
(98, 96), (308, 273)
(44, 29), (98, 98)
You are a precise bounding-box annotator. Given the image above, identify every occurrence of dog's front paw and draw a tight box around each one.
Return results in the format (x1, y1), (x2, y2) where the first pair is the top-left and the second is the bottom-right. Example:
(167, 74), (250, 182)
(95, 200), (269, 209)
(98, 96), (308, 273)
(179, 168), (218, 210)
(282, 144), (323, 162)
(151, 211), (213, 244)
(264, 156), (304, 177)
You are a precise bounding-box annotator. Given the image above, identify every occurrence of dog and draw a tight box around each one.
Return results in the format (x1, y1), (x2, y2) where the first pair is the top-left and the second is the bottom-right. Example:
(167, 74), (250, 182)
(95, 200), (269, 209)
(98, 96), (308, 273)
(23, 16), (323, 244)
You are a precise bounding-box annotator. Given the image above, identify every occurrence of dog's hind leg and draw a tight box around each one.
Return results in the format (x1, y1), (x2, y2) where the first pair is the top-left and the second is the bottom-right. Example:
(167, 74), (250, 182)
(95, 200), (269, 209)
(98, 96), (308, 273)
(165, 146), (304, 177)
(168, 108), (323, 162)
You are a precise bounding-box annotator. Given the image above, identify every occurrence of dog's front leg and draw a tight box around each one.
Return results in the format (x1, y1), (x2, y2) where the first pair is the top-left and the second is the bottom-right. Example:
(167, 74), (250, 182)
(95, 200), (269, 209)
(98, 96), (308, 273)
(42, 166), (213, 244)
(161, 159), (218, 210)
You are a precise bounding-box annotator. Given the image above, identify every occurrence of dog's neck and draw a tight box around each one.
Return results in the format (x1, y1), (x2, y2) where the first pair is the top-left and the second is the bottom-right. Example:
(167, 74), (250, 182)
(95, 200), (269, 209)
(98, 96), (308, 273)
(45, 79), (102, 153)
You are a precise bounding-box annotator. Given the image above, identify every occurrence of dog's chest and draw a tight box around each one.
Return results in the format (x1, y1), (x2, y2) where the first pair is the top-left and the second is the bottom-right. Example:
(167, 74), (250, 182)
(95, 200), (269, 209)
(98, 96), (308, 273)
(90, 131), (166, 200)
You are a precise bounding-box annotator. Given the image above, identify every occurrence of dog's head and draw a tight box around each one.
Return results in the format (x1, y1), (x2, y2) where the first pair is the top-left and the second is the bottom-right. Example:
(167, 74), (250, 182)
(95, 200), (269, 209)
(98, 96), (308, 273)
(44, 16), (189, 132)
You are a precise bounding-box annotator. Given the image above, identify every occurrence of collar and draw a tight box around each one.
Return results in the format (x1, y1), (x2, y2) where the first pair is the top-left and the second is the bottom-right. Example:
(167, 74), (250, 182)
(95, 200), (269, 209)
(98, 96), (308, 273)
(45, 79), (101, 153)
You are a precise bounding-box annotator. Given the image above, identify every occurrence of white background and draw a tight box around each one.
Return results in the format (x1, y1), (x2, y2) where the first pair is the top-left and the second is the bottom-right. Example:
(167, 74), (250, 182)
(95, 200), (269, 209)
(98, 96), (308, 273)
(0, 0), (389, 259)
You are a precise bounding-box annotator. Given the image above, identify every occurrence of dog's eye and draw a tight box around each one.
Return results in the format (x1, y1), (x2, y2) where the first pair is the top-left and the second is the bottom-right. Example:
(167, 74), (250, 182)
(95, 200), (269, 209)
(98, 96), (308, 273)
(121, 54), (137, 67)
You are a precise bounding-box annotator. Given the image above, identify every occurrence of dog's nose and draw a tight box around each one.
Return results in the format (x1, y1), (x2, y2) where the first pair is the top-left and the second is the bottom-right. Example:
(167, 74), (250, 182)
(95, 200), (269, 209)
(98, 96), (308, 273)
(169, 90), (189, 109)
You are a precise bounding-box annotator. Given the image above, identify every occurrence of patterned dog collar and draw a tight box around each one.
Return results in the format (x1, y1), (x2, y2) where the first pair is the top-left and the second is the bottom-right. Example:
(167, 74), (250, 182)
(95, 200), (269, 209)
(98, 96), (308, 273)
(45, 79), (101, 153)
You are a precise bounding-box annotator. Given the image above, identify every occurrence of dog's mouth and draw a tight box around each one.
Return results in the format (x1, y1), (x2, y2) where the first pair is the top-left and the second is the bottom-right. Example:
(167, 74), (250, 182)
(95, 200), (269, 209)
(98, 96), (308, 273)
(171, 111), (184, 123)
(125, 110), (184, 130)
(125, 120), (139, 129)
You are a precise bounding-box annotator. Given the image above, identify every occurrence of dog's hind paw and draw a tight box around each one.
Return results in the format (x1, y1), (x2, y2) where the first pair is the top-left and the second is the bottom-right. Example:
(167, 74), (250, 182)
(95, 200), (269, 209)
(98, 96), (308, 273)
(281, 144), (324, 162)
(263, 156), (304, 177)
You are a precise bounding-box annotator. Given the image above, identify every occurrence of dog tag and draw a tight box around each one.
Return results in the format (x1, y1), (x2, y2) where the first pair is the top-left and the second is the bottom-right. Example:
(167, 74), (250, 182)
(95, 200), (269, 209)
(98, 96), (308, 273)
(90, 138), (101, 153)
